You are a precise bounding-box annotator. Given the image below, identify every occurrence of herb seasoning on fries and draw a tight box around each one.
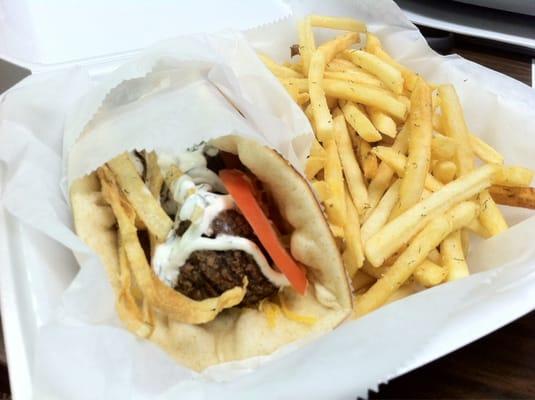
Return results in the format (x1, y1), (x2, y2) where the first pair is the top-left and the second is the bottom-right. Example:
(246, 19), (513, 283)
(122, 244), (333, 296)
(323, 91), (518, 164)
(262, 15), (535, 316)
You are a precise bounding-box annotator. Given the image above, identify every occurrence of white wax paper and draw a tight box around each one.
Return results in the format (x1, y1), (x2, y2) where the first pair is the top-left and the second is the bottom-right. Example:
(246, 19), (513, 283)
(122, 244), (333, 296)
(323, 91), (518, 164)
(1, 1), (535, 399)
(63, 31), (313, 188)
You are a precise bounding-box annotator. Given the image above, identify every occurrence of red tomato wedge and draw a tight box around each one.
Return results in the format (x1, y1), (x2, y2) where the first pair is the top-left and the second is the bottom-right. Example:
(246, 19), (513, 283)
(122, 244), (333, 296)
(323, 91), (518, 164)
(219, 169), (308, 294)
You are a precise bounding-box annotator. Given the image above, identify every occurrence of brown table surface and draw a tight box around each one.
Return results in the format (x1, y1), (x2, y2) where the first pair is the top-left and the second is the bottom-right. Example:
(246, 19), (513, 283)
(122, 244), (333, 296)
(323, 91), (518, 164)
(0, 33), (534, 400)
(371, 34), (535, 399)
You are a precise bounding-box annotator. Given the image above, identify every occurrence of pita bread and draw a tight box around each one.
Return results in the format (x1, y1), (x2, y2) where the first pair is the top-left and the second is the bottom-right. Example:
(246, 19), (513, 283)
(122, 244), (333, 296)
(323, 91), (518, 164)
(71, 136), (352, 371)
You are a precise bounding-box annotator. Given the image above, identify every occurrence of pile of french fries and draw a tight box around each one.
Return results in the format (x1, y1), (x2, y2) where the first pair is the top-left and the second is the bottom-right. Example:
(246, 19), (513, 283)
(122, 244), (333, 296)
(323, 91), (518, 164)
(260, 15), (535, 316)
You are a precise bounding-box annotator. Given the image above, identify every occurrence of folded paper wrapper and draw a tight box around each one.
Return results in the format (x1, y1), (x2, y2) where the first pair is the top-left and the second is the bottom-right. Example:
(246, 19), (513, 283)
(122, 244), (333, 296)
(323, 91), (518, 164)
(1, 0), (535, 399)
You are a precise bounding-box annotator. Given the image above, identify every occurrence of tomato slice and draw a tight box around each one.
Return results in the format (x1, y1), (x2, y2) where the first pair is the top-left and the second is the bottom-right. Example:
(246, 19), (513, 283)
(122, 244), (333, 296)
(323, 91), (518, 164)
(219, 169), (308, 294)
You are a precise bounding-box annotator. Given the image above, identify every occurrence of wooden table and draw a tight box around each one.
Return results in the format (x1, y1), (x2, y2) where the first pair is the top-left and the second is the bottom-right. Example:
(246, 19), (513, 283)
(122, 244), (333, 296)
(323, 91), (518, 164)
(372, 33), (535, 399)
(0, 33), (534, 400)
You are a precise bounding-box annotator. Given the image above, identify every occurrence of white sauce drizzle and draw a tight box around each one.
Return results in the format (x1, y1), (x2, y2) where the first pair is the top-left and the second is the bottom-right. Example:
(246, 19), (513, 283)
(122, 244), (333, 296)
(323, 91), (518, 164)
(152, 146), (289, 289)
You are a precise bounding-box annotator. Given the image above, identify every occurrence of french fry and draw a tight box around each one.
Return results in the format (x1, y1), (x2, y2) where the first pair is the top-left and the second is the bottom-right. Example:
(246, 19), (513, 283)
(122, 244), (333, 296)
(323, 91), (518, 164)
(304, 103), (315, 127)
(340, 100), (382, 142)
(366, 126), (409, 214)
(489, 185), (535, 209)
(469, 133), (504, 164)
(145, 151), (163, 199)
(365, 165), (495, 266)
(492, 165), (534, 187)
(326, 59), (389, 87)
(107, 153), (173, 242)
(433, 112), (443, 132)
(306, 34), (359, 133)
(413, 259), (447, 287)
(366, 106), (397, 138)
(364, 149), (378, 181)
(317, 32), (359, 62)
(145, 151), (164, 256)
(309, 51), (332, 140)
(258, 54), (304, 78)
(439, 85), (474, 176)
(354, 137), (368, 168)
(283, 62), (303, 73)
(365, 33), (418, 91)
(357, 201), (479, 314)
(440, 230), (469, 281)
(397, 95), (411, 113)
(398, 78), (433, 213)
(324, 138), (347, 226)
(346, 122), (361, 148)
(279, 77), (309, 92)
(478, 189), (508, 236)
(382, 243), (409, 266)
(431, 132), (457, 160)
(298, 17), (315, 74)
(330, 224), (345, 238)
(357, 138), (378, 180)
(433, 160), (457, 184)
(311, 180), (330, 202)
(305, 156), (325, 179)
(117, 242), (153, 338)
(309, 15), (367, 32)
(361, 179), (401, 242)
(312, 34), (358, 106)
(342, 49), (404, 94)
(431, 88), (440, 111)
(362, 32), (381, 52)
(372, 146), (443, 192)
(385, 281), (422, 304)
(343, 191), (365, 276)
(334, 114), (369, 214)
(361, 262), (388, 279)
(420, 188), (432, 200)
(388, 203), (403, 222)
(280, 80), (302, 103)
(324, 70), (384, 87)
(466, 218), (491, 238)
(281, 77), (300, 93)
(326, 58), (358, 71)
(311, 137), (327, 158)
(322, 79), (407, 120)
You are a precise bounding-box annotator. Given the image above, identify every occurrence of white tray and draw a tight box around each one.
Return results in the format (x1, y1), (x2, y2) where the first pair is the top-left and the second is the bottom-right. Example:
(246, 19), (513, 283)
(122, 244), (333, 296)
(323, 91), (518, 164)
(2, 1), (535, 398)
(0, 0), (291, 72)
(0, 169), (34, 400)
